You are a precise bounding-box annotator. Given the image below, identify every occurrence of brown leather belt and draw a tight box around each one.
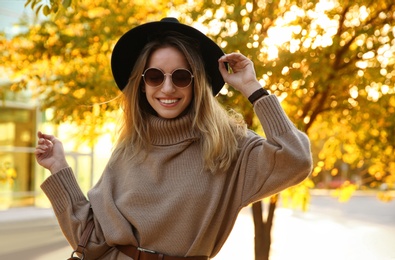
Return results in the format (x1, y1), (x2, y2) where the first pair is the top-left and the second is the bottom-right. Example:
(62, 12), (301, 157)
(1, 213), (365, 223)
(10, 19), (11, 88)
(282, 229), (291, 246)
(116, 245), (209, 260)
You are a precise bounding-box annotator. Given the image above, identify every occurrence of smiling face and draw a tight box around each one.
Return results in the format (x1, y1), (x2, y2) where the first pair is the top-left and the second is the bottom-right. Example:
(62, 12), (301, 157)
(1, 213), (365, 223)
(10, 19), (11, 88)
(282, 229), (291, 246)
(143, 46), (193, 119)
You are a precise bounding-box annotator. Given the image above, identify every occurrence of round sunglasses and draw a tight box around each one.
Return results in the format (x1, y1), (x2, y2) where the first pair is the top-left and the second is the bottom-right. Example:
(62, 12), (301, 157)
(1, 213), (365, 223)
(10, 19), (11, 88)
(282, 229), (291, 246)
(142, 68), (194, 88)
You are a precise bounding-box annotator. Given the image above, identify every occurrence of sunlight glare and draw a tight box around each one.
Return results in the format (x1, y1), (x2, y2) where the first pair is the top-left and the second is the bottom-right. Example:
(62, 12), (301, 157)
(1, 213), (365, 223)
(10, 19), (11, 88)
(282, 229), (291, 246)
(381, 84), (389, 94)
(277, 92), (288, 103)
(266, 27), (293, 46)
(246, 2), (253, 13)
(220, 87), (228, 96)
(361, 50), (375, 59)
(315, 0), (336, 12)
(359, 6), (369, 21)
(366, 83), (381, 102)
(356, 61), (368, 69)
(262, 1), (340, 59)
(349, 86), (359, 99)
(266, 45), (279, 60)
(215, 7), (226, 19)
(258, 78), (266, 88)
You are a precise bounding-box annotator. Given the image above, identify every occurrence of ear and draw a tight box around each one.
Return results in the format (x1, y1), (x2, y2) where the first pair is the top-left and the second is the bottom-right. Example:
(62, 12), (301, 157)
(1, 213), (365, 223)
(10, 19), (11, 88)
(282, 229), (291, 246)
(141, 85), (146, 93)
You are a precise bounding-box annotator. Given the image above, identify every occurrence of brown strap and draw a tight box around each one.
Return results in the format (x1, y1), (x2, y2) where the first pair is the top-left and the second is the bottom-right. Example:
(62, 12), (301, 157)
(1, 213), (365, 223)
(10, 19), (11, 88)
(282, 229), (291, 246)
(116, 245), (209, 260)
(75, 220), (95, 254)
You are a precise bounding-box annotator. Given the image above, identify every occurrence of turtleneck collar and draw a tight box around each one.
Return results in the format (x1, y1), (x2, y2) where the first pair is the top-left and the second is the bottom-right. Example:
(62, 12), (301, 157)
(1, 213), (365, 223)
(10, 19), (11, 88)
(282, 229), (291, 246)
(147, 113), (200, 146)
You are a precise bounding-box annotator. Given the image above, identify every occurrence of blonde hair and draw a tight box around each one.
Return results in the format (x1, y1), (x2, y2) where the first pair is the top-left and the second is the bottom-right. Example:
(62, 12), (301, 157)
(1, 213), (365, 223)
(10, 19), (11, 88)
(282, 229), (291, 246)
(111, 33), (247, 173)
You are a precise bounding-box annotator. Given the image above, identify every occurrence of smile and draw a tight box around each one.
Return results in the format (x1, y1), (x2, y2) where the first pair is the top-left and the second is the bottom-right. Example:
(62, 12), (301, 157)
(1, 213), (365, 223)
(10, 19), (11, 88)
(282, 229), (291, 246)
(159, 99), (179, 104)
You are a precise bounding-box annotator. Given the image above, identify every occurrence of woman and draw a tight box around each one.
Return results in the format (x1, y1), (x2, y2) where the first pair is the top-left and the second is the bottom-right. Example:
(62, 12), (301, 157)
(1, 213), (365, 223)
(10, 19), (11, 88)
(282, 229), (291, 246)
(35, 18), (312, 260)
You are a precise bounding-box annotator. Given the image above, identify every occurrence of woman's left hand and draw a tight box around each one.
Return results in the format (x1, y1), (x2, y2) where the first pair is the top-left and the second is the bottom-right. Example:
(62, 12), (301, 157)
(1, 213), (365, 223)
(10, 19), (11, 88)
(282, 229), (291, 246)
(218, 52), (262, 97)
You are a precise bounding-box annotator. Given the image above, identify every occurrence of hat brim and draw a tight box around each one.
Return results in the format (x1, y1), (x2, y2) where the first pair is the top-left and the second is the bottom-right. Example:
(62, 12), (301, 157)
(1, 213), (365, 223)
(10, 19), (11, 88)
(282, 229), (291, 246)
(111, 18), (225, 96)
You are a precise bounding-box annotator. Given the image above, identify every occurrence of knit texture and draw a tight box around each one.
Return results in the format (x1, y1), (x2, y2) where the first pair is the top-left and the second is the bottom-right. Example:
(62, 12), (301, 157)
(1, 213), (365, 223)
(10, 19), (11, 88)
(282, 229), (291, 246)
(41, 95), (312, 259)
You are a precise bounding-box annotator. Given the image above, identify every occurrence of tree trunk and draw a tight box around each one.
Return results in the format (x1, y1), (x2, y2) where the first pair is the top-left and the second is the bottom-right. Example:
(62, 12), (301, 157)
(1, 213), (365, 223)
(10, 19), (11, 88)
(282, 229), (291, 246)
(252, 195), (278, 260)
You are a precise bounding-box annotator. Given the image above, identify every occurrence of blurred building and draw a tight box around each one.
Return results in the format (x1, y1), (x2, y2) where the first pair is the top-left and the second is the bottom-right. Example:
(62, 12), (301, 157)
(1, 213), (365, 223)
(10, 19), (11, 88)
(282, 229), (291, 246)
(0, 2), (103, 210)
(0, 81), (98, 210)
(0, 83), (38, 208)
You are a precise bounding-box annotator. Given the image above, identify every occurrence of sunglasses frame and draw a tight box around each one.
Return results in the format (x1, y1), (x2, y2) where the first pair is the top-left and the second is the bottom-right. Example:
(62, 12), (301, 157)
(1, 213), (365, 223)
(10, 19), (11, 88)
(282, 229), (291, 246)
(142, 68), (194, 88)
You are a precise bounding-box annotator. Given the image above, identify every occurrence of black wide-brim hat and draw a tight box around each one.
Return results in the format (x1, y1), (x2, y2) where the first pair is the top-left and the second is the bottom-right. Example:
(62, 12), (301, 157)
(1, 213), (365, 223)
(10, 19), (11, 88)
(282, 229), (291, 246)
(111, 17), (225, 96)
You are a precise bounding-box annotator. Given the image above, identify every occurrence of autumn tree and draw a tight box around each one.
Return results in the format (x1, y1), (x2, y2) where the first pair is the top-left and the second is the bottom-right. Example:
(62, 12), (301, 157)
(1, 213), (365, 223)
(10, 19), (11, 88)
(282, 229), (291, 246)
(3, 0), (395, 259)
(1, 0), (175, 143)
(178, 0), (395, 259)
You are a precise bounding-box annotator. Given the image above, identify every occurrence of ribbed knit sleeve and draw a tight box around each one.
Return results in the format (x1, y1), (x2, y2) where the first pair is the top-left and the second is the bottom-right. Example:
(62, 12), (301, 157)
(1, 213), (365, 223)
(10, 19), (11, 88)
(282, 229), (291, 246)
(41, 167), (116, 259)
(41, 167), (86, 215)
(237, 95), (313, 205)
(253, 95), (295, 137)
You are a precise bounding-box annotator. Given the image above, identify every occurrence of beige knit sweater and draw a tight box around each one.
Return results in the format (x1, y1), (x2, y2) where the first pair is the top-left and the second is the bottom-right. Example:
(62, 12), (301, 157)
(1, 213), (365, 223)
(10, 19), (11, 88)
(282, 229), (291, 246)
(41, 95), (312, 259)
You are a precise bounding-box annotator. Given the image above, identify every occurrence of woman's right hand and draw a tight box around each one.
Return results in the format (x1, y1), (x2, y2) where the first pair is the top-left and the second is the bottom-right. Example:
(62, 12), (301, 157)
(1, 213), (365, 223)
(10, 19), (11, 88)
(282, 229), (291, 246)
(35, 131), (69, 174)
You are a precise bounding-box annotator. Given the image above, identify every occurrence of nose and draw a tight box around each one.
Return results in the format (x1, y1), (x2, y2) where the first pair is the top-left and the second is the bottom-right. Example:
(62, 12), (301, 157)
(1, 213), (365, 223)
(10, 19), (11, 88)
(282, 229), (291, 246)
(161, 74), (176, 94)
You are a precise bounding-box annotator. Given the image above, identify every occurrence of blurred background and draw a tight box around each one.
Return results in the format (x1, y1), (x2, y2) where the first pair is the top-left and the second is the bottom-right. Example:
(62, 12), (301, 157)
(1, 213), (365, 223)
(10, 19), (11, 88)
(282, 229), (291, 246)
(0, 0), (394, 259)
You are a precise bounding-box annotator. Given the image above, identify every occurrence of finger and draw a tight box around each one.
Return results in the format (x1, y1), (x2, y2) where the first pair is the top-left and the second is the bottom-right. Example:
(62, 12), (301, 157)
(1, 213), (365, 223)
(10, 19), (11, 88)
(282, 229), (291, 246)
(43, 138), (52, 145)
(42, 133), (55, 141)
(218, 53), (235, 63)
(37, 131), (50, 139)
(219, 52), (245, 62)
(218, 60), (228, 74)
(35, 146), (49, 155)
(35, 148), (47, 155)
(38, 132), (57, 143)
(37, 131), (50, 140)
(36, 143), (49, 151)
(37, 138), (52, 148)
(46, 141), (54, 150)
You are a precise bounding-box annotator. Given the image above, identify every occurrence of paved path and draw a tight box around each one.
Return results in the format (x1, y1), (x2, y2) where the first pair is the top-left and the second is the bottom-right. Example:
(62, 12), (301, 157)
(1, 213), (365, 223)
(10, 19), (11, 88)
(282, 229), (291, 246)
(216, 194), (395, 260)
(0, 194), (394, 260)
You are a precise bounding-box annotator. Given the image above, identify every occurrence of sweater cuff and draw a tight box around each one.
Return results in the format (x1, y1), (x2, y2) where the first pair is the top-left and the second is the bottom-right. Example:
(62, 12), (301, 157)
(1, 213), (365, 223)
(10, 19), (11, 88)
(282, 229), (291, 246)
(41, 167), (87, 215)
(253, 95), (295, 137)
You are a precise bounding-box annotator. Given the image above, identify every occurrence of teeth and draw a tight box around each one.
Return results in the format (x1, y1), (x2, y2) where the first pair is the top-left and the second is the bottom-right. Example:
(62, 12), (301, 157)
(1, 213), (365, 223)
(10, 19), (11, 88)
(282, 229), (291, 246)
(160, 99), (178, 104)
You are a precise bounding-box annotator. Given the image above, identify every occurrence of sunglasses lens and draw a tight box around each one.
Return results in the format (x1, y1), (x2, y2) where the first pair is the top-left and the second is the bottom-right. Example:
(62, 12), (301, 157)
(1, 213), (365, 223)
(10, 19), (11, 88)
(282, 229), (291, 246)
(144, 68), (164, 87)
(143, 68), (193, 88)
(172, 69), (193, 88)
